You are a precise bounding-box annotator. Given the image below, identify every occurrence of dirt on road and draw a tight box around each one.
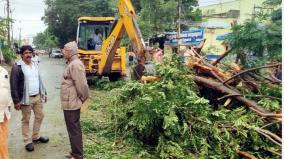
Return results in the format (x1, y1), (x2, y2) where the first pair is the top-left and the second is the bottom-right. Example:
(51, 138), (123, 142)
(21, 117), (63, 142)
(8, 56), (70, 159)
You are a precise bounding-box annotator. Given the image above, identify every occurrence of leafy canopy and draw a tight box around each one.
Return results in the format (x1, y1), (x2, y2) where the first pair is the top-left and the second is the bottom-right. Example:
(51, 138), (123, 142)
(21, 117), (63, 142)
(43, 0), (115, 47)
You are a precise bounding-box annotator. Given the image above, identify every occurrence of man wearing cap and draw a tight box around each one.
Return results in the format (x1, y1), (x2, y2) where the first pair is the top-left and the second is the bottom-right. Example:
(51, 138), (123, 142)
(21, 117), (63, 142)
(61, 41), (89, 159)
(0, 66), (13, 159)
(10, 45), (49, 152)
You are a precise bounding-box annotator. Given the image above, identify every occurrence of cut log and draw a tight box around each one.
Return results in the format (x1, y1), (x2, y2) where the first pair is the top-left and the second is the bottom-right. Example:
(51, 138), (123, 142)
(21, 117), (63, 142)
(192, 64), (230, 81)
(141, 75), (161, 84)
(237, 150), (257, 159)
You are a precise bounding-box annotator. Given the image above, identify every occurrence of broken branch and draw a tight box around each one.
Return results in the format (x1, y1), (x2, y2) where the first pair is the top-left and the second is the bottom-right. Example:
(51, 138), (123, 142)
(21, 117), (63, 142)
(222, 63), (282, 84)
(255, 129), (282, 147)
(212, 48), (232, 66)
(266, 149), (282, 157)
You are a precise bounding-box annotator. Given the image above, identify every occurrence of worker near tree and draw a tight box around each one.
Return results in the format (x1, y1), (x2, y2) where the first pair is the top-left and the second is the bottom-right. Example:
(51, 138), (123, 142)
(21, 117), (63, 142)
(10, 45), (49, 152)
(0, 66), (13, 159)
(61, 41), (89, 159)
(152, 48), (163, 62)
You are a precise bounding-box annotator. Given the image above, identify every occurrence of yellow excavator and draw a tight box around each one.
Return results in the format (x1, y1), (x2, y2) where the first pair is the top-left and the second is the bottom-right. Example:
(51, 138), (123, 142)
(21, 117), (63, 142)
(76, 0), (150, 81)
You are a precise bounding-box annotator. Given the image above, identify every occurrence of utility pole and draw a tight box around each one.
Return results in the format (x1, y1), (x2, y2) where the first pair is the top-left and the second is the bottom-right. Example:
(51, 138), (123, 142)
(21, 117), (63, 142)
(177, 0), (181, 53)
(19, 28), (22, 46)
(10, 8), (14, 47)
(6, 0), (11, 46)
(18, 27), (21, 46)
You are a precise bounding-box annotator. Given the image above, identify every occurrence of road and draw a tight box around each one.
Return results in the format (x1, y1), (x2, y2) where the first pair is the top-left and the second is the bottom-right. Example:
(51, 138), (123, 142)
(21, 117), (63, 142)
(8, 56), (70, 159)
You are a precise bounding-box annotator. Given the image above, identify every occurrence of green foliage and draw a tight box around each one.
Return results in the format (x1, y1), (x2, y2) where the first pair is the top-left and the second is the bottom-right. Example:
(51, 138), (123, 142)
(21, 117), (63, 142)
(0, 17), (9, 38)
(93, 79), (127, 91)
(2, 45), (16, 64)
(158, 140), (185, 159)
(260, 85), (282, 98)
(225, 0), (282, 67)
(258, 98), (280, 112)
(256, 85), (282, 112)
(81, 117), (97, 134)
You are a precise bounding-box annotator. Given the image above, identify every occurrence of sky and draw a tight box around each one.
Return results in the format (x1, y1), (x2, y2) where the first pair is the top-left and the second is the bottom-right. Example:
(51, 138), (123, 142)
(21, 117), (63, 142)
(0, 0), (235, 43)
(0, 0), (46, 42)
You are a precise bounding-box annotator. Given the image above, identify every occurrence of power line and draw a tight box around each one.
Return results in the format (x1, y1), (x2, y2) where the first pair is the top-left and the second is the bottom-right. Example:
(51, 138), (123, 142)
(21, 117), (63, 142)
(199, 0), (237, 6)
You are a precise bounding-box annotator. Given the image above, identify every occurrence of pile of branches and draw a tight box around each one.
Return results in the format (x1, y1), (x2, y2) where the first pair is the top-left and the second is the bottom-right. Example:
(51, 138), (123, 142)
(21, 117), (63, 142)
(106, 52), (281, 158)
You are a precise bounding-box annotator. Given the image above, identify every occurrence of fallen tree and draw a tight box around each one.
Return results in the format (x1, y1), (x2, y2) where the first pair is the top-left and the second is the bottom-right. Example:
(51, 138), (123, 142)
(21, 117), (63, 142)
(87, 53), (282, 159)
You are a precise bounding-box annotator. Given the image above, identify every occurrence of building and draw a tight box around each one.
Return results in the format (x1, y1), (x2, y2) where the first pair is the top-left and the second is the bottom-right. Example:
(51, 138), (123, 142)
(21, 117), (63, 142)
(199, 0), (269, 54)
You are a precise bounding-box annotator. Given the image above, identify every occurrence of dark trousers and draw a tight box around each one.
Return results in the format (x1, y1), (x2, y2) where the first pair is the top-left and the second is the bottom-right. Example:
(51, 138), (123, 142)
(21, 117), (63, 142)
(64, 109), (83, 159)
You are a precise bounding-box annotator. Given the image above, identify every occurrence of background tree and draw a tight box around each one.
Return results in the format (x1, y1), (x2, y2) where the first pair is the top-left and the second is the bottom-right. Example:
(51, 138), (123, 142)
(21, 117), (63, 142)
(43, 0), (201, 46)
(137, 0), (200, 39)
(33, 30), (59, 50)
(43, 0), (115, 47)
(0, 17), (15, 63)
(33, 32), (45, 49)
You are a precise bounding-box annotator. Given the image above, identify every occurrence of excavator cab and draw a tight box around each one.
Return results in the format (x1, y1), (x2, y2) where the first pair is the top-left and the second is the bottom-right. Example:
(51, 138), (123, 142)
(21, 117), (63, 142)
(76, 17), (126, 80)
(77, 17), (115, 51)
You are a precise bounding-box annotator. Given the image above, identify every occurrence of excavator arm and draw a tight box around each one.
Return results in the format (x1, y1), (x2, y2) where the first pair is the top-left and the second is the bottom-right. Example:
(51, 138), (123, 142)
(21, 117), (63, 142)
(99, 0), (147, 75)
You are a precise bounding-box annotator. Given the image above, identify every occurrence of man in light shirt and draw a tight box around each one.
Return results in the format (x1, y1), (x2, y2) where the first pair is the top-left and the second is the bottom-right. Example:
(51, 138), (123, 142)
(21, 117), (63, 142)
(92, 28), (102, 50)
(10, 45), (49, 152)
(0, 66), (12, 159)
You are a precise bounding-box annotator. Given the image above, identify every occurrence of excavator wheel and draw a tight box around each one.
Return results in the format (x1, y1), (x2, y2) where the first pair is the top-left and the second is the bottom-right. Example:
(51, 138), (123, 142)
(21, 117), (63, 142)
(132, 64), (145, 80)
(132, 63), (156, 80)
(108, 72), (121, 82)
